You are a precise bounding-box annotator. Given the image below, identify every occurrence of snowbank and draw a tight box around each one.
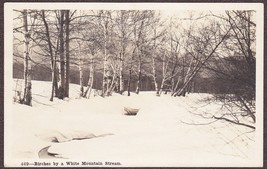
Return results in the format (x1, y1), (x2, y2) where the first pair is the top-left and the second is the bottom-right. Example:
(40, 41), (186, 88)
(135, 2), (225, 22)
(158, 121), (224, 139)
(6, 79), (258, 167)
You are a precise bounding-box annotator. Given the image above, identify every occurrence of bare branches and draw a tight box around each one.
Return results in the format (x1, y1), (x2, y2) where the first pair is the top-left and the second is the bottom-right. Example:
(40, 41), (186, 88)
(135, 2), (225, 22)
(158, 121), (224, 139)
(213, 116), (255, 130)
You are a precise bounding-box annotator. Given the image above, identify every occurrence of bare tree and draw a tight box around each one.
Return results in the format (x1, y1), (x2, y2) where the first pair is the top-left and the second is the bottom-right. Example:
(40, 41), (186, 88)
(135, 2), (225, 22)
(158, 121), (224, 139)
(207, 10), (256, 126)
(65, 10), (70, 97)
(114, 10), (132, 94)
(22, 9), (33, 106)
(41, 10), (59, 101)
(97, 11), (113, 97)
(173, 16), (231, 97)
(83, 52), (95, 99)
(58, 10), (65, 99)
(150, 15), (163, 95)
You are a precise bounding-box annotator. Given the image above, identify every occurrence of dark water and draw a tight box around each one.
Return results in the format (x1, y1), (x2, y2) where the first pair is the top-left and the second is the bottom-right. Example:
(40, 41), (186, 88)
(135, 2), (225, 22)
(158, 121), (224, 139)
(38, 133), (114, 159)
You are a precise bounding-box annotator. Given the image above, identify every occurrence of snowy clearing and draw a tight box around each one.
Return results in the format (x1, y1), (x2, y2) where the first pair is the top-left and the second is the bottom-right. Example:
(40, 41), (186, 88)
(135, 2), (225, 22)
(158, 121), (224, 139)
(6, 79), (258, 167)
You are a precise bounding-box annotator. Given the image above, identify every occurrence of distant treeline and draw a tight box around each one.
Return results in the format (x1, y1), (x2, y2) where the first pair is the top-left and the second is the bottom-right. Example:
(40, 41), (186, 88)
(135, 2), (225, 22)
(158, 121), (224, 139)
(13, 62), (233, 94)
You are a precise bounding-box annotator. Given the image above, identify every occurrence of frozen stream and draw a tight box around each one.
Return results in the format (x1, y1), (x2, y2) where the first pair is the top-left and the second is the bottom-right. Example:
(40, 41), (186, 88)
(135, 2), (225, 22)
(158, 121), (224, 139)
(8, 80), (257, 167)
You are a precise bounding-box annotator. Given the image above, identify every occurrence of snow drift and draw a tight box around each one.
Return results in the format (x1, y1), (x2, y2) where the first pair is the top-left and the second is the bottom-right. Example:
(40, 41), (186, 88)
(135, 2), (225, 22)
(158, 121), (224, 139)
(5, 79), (259, 167)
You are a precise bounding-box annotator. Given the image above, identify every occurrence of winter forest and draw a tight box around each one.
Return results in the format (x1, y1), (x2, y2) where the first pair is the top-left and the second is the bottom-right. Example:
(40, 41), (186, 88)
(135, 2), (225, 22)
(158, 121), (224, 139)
(8, 5), (261, 167)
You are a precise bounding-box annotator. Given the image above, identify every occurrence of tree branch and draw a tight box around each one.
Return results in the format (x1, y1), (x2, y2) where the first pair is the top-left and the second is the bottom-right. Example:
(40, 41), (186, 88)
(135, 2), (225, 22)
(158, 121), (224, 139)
(213, 115), (255, 129)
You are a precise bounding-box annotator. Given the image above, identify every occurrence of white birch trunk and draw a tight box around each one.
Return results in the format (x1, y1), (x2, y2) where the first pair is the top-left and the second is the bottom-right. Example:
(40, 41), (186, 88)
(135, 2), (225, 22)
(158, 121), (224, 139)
(79, 57), (84, 97)
(22, 9), (32, 106)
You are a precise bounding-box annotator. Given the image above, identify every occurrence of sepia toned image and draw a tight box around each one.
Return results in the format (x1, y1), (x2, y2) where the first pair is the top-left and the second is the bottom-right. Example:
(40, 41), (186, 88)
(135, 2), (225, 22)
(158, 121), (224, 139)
(4, 3), (264, 167)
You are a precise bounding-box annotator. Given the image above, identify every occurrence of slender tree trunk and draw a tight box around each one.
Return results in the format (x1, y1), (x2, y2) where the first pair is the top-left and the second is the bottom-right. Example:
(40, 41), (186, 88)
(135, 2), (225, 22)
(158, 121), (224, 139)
(58, 10), (65, 99)
(22, 9), (32, 106)
(170, 55), (178, 94)
(134, 19), (145, 95)
(151, 27), (159, 95)
(65, 10), (70, 97)
(87, 70), (94, 99)
(136, 70), (141, 94)
(159, 52), (168, 95)
(54, 33), (60, 97)
(127, 50), (134, 97)
(50, 61), (56, 101)
(88, 59), (94, 99)
(119, 52), (124, 94)
(54, 50), (59, 97)
(51, 59), (59, 99)
(84, 55), (94, 98)
(171, 77), (175, 94)
(106, 69), (116, 96)
(152, 55), (159, 95)
(41, 10), (57, 102)
(159, 78), (166, 96)
(119, 66), (124, 94)
(181, 57), (187, 96)
(127, 48), (136, 97)
(102, 18), (109, 97)
(136, 51), (141, 94)
(175, 61), (199, 96)
(172, 76), (181, 96)
(127, 67), (132, 96)
(79, 58), (84, 97)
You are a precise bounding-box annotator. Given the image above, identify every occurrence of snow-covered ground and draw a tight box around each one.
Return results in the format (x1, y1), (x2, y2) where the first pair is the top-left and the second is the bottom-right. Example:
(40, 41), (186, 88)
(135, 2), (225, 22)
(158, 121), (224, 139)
(5, 79), (260, 167)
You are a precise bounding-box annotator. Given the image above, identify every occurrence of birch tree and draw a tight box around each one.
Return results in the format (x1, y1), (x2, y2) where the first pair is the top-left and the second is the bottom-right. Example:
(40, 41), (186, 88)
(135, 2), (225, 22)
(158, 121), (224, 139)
(114, 10), (132, 94)
(173, 16), (231, 97)
(22, 9), (32, 105)
(131, 11), (154, 94)
(97, 11), (113, 97)
(58, 10), (65, 99)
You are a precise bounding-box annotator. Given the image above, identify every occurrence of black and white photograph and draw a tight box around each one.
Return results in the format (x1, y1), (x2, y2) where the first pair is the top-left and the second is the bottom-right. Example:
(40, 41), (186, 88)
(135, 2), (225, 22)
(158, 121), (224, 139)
(4, 2), (264, 167)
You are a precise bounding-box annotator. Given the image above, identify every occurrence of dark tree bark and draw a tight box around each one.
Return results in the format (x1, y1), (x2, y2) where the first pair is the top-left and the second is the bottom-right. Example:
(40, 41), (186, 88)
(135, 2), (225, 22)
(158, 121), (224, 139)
(65, 10), (70, 97)
(41, 10), (58, 102)
(59, 10), (65, 99)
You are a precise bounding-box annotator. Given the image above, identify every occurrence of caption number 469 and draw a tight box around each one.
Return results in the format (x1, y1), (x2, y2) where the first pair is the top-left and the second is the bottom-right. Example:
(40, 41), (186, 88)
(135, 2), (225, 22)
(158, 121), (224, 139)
(21, 162), (30, 166)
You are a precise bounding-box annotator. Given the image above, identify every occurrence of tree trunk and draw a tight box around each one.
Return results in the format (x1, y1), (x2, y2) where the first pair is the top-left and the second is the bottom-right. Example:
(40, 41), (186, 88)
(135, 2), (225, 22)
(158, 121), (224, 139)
(22, 10), (32, 106)
(152, 55), (159, 95)
(102, 16), (109, 97)
(87, 69), (94, 99)
(50, 60), (56, 101)
(151, 30), (159, 95)
(135, 53), (141, 94)
(79, 58), (84, 97)
(58, 10), (65, 99)
(170, 55), (178, 94)
(84, 55), (94, 98)
(54, 32), (60, 98)
(65, 10), (70, 97)
(159, 78), (166, 96)
(41, 10), (57, 102)
(136, 71), (141, 94)
(159, 51), (168, 96)
(127, 68), (132, 96)
(172, 76), (181, 96)
(175, 63), (199, 96)
(134, 19), (145, 95)
(119, 52), (124, 94)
